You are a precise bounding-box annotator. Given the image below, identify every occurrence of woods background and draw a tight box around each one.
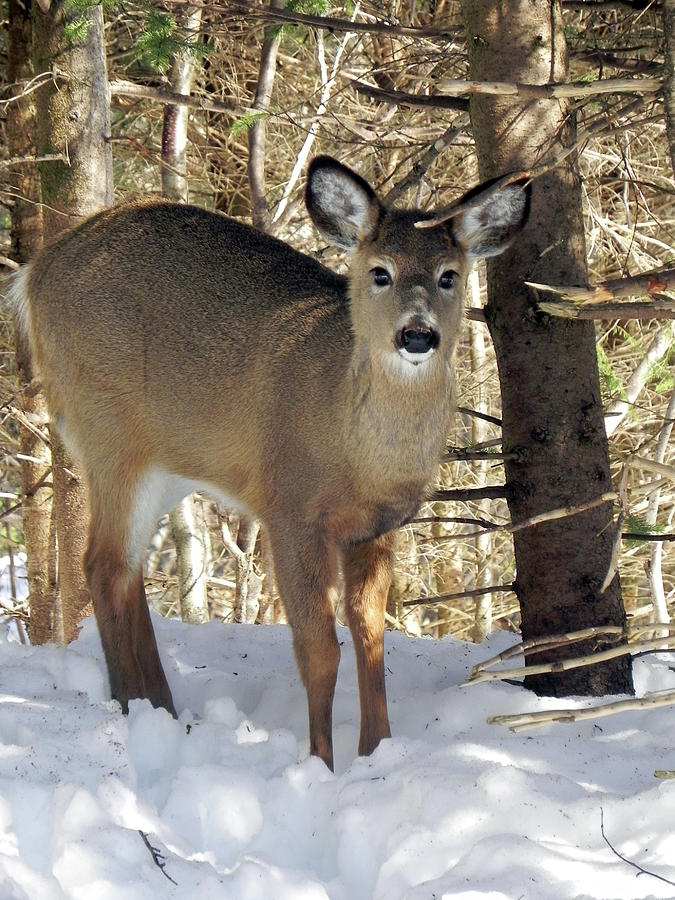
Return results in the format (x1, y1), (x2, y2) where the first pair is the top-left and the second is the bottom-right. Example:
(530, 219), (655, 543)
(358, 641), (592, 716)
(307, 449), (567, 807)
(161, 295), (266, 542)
(0, 0), (673, 688)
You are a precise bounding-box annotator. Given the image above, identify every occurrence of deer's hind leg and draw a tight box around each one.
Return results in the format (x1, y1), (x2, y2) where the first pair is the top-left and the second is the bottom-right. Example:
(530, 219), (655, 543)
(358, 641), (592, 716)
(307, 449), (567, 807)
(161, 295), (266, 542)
(84, 462), (177, 716)
(341, 532), (395, 757)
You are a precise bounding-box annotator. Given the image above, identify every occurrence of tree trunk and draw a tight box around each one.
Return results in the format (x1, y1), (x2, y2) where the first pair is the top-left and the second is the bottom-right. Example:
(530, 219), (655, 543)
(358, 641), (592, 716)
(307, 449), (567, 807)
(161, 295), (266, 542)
(169, 499), (210, 624)
(463, 0), (633, 695)
(161, 5), (211, 625)
(32, 0), (113, 642)
(664, 0), (675, 173)
(7, 0), (54, 644)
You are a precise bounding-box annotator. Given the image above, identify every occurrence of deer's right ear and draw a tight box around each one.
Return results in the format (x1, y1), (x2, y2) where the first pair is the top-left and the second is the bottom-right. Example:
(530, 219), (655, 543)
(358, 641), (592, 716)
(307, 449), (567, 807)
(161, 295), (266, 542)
(306, 156), (382, 251)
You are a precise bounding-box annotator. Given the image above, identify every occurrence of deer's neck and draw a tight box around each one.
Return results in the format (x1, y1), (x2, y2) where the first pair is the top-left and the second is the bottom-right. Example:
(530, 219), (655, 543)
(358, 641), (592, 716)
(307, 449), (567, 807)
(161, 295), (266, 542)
(343, 343), (455, 487)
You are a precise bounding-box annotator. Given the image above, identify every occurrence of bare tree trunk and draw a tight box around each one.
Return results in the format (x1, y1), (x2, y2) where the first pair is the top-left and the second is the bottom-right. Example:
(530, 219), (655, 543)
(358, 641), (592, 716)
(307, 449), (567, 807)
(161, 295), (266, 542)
(467, 271), (494, 643)
(242, 1), (285, 619)
(221, 516), (263, 624)
(463, 0), (633, 695)
(664, 0), (675, 173)
(160, 5), (210, 625)
(32, 0), (113, 642)
(169, 498), (210, 624)
(161, 5), (202, 203)
(7, 0), (54, 644)
(248, 0), (284, 230)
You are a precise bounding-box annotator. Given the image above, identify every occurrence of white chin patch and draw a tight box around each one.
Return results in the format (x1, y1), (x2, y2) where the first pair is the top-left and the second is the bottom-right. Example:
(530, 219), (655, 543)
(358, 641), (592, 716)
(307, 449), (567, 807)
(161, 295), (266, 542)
(397, 347), (435, 365)
(380, 349), (435, 379)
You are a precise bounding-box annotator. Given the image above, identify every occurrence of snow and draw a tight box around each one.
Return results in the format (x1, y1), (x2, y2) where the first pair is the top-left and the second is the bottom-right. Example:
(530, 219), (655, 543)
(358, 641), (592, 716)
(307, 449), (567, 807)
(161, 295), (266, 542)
(0, 611), (673, 899)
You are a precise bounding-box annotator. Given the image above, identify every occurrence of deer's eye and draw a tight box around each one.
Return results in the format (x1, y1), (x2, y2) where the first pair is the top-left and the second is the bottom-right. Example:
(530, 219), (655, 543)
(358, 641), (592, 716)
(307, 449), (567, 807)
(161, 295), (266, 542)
(438, 270), (457, 290)
(371, 267), (392, 287)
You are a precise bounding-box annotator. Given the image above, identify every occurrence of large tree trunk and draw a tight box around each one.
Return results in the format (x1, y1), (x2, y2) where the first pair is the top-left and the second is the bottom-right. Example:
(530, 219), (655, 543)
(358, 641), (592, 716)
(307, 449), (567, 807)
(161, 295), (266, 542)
(463, 0), (633, 695)
(7, 0), (54, 644)
(32, 0), (113, 642)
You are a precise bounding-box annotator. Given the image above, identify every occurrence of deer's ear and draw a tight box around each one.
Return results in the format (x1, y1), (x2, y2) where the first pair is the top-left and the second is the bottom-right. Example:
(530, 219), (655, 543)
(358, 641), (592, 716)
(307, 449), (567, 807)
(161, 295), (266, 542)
(452, 178), (531, 261)
(306, 156), (383, 251)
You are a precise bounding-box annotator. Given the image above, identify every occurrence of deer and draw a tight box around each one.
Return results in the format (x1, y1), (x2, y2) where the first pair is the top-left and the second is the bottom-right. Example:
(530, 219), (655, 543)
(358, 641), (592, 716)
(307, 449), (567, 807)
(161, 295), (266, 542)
(8, 156), (529, 771)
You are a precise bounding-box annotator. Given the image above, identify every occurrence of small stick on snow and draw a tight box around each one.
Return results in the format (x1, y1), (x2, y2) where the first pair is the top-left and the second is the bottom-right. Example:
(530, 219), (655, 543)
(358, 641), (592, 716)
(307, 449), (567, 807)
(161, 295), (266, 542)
(600, 808), (675, 888)
(138, 831), (178, 886)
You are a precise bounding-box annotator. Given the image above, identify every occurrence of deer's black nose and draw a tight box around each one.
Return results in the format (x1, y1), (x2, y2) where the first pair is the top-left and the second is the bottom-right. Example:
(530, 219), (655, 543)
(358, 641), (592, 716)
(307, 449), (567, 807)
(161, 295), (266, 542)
(396, 321), (440, 355)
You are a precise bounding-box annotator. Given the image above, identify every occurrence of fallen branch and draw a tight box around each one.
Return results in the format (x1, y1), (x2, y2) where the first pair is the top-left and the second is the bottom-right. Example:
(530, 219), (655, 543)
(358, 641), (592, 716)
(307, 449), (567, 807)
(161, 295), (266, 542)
(473, 625), (628, 674)
(429, 492), (617, 543)
(466, 639), (675, 686)
(489, 690), (675, 733)
(465, 623), (675, 688)
(529, 267), (675, 304)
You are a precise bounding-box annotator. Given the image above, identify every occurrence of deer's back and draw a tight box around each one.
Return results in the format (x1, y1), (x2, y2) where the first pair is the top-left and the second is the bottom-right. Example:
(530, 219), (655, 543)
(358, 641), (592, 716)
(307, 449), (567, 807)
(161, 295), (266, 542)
(24, 203), (353, 507)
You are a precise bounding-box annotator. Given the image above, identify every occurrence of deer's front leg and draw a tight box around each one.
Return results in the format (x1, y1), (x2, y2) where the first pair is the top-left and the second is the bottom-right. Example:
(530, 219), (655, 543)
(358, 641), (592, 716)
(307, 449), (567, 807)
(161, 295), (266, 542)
(269, 523), (340, 770)
(342, 532), (394, 756)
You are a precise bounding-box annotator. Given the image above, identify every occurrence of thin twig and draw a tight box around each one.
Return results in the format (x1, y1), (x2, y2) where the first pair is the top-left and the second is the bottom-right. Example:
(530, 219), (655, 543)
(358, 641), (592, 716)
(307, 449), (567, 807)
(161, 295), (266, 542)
(166, 0), (462, 39)
(110, 78), (245, 116)
(432, 485), (509, 502)
(0, 152), (67, 169)
(138, 831), (178, 886)
(417, 97), (646, 228)
(351, 80), (469, 112)
(383, 114), (471, 206)
(402, 583), (516, 607)
(273, 8), (359, 225)
(600, 808), (675, 888)
(456, 407), (502, 427)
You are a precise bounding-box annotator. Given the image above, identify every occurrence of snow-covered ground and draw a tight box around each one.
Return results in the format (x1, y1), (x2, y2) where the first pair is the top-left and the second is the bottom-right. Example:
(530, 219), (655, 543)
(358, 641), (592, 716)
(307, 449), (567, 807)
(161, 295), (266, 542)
(0, 609), (673, 899)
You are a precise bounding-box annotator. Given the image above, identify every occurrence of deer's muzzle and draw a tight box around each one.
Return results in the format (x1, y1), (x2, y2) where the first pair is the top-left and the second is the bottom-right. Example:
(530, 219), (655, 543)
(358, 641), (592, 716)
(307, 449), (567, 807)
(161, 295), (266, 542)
(395, 317), (440, 359)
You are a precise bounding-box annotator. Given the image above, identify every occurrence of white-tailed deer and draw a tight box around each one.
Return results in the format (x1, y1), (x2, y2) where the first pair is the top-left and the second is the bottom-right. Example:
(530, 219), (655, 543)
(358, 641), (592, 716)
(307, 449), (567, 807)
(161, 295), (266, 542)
(9, 157), (528, 770)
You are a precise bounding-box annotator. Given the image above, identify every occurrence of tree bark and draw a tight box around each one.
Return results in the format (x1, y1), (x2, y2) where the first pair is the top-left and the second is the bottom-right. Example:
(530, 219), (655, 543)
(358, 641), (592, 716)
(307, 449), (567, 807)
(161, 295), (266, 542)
(247, 0), (284, 230)
(160, 5), (211, 625)
(7, 0), (54, 644)
(32, 0), (113, 642)
(664, 0), (675, 173)
(463, 0), (633, 695)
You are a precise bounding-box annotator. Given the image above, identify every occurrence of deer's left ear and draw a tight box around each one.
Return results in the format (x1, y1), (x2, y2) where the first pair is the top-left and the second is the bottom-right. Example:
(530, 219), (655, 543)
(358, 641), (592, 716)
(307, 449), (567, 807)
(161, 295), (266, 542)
(452, 178), (531, 261)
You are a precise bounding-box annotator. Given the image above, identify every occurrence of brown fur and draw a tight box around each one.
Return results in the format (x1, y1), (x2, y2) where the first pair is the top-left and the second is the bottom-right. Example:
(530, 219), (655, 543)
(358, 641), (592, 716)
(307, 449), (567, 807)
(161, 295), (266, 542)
(10, 157), (528, 770)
